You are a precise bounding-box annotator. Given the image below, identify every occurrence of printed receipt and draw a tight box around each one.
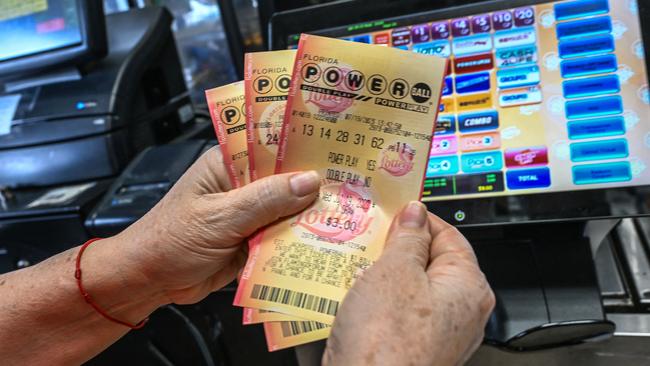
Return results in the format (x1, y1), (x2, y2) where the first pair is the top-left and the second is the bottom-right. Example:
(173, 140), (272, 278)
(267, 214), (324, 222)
(206, 81), (250, 186)
(235, 34), (448, 325)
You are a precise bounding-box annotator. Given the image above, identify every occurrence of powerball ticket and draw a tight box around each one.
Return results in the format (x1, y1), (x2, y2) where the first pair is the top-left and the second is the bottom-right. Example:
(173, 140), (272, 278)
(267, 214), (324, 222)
(243, 50), (331, 348)
(264, 321), (331, 352)
(205, 81), (250, 187)
(245, 50), (296, 181)
(243, 49), (304, 324)
(235, 34), (448, 324)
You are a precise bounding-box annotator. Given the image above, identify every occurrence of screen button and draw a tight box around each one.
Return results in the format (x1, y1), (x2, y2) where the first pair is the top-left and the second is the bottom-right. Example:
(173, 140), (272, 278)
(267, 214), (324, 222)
(460, 132), (501, 152)
(455, 72), (491, 94)
(567, 116), (625, 140)
(452, 34), (493, 56)
(413, 40), (451, 57)
(560, 54), (617, 78)
(456, 92), (493, 112)
(504, 146), (549, 168)
(565, 96), (623, 120)
(461, 151), (504, 174)
(352, 35), (371, 43)
(472, 14), (492, 34)
(573, 161), (632, 185)
(454, 53), (494, 74)
(427, 155), (459, 176)
(496, 65), (540, 89)
(554, 0), (609, 21)
(494, 27), (536, 49)
(513, 7), (535, 27)
(563, 74), (620, 99)
(556, 16), (612, 40)
(391, 27), (411, 46)
(570, 138), (629, 162)
(558, 35), (614, 59)
(499, 86), (542, 107)
(411, 24), (431, 44)
(442, 77), (453, 96)
(458, 110), (499, 133)
(506, 167), (551, 190)
(431, 135), (458, 156)
(495, 45), (537, 68)
(435, 115), (456, 135)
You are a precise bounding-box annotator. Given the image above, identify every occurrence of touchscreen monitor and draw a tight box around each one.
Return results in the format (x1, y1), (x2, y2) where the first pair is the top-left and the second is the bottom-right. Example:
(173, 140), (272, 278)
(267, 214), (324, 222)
(0, 0), (82, 62)
(275, 0), (650, 225)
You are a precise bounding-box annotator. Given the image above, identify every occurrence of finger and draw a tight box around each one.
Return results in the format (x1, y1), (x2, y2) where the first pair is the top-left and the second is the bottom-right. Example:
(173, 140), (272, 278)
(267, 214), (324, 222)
(181, 145), (234, 193)
(427, 213), (478, 268)
(220, 171), (321, 237)
(380, 201), (432, 269)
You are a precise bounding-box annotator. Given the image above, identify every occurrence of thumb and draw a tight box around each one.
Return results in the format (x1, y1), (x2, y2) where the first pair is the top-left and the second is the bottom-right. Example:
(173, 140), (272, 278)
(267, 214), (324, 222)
(380, 201), (432, 269)
(221, 170), (320, 237)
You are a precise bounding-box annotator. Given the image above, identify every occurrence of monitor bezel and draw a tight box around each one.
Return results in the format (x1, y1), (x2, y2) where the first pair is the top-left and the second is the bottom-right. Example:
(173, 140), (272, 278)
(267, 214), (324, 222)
(270, 0), (650, 226)
(0, 0), (107, 79)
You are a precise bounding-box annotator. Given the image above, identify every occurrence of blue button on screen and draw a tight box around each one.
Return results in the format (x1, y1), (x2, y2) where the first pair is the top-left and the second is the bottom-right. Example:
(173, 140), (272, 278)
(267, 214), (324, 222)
(570, 138), (629, 162)
(565, 96), (623, 120)
(556, 16), (612, 40)
(458, 111), (499, 133)
(461, 151), (503, 173)
(554, 0), (609, 21)
(573, 162), (632, 185)
(563, 75), (620, 99)
(559, 35), (615, 59)
(455, 72), (491, 94)
(567, 117), (625, 140)
(506, 167), (551, 190)
(561, 54), (618, 78)
(427, 155), (459, 177)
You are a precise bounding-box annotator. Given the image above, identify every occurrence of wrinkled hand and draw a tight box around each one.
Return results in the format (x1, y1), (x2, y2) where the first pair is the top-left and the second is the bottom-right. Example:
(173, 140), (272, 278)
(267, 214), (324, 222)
(323, 202), (495, 366)
(116, 146), (320, 305)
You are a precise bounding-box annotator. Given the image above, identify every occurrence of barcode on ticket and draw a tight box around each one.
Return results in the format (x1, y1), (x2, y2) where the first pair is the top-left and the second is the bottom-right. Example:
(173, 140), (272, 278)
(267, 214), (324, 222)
(251, 284), (339, 316)
(280, 321), (330, 337)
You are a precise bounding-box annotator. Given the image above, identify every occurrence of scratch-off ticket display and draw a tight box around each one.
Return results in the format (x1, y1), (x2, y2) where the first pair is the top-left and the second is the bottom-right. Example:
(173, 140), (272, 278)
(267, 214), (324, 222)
(205, 81), (250, 187)
(245, 50), (296, 181)
(234, 34), (448, 324)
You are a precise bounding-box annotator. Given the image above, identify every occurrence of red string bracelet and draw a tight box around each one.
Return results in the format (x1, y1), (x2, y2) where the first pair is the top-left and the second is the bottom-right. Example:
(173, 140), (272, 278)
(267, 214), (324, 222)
(74, 238), (149, 329)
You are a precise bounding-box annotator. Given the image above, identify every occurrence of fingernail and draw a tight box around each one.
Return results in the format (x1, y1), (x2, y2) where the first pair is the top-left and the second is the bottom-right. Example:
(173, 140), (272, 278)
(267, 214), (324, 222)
(399, 201), (427, 228)
(289, 171), (320, 197)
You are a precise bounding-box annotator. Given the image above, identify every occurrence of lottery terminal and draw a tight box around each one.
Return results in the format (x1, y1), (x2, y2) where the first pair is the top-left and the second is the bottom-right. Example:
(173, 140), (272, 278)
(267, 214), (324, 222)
(2, 0), (650, 364)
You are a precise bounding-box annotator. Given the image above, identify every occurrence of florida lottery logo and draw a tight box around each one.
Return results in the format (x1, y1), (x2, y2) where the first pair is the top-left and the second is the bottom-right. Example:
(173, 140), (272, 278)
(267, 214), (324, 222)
(292, 178), (374, 243)
(300, 62), (359, 113)
(379, 142), (416, 176)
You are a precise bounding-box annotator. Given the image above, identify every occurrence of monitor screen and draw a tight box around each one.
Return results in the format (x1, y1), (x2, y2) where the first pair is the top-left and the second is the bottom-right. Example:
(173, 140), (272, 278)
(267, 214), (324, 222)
(0, 0), (83, 62)
(284, 0), (650, 213)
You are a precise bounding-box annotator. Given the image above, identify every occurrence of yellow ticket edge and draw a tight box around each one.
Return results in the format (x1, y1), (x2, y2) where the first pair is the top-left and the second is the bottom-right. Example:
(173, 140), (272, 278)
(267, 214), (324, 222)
(205, 81), (250, 187)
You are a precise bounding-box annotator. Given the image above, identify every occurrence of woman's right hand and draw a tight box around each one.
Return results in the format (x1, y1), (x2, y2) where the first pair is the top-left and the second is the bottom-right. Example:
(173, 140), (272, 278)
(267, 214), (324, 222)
(323, 201), (495, 366)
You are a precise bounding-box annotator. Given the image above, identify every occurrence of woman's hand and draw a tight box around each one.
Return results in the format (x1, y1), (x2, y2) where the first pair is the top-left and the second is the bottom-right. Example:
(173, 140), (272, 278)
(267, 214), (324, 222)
(323, 202), (495, 366)
(115, 146), (321, 305)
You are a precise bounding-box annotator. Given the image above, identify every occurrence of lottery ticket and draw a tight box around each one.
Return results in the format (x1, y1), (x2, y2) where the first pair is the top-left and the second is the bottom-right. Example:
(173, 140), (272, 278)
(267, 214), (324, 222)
(235, 34), (447, 324)
(264, 321), (331, 352)
(243, 50), (331, 348)
(245, 50), (296, 181)
(205, 81), (250, 187)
